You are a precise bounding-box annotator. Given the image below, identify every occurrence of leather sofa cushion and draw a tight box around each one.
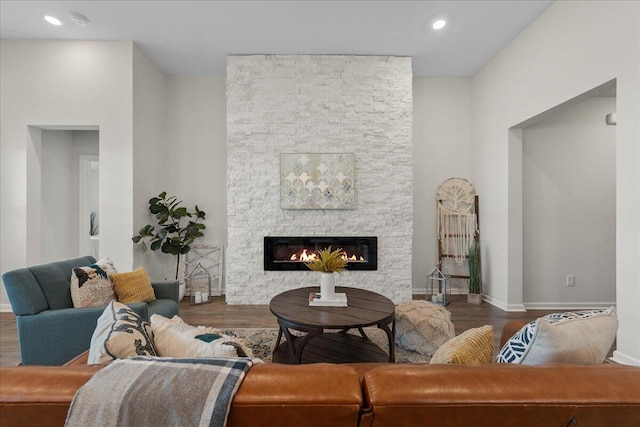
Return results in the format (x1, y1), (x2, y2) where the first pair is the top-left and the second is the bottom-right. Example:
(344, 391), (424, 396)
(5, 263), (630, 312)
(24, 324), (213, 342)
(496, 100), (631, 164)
(362, 363), (640, 427)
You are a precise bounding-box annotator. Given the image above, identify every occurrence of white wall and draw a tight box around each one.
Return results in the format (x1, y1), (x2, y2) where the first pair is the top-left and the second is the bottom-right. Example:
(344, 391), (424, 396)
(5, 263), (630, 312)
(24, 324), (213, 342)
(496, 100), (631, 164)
(132, 74), (227, 282)
(413, 78), (473, 294)
(73, 130), (100, 258)
(131, 44), (172, 280)
(471, 1), (640, 364)
(41, 130), (75, 261)
(165, 75), (227, 246)
(0, 41), (135, 311)
(523, 97), (616, 307)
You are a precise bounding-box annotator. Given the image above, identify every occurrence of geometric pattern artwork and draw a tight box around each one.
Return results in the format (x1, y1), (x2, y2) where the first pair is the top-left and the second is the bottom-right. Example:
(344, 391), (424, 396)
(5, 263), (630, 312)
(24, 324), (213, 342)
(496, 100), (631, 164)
(280, 153), (355, 209)
(495, 308), (613, 364)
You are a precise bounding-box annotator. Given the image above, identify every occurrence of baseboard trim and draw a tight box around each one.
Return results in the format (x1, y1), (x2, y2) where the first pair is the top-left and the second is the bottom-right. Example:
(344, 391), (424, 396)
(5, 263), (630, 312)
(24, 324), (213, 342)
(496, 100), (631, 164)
(0, 303), (13, 313)
(481, 294), (526, 312)
(523, 302), (616, 310)
(610, 350), (640, 366)
(412, 289), (467, 295)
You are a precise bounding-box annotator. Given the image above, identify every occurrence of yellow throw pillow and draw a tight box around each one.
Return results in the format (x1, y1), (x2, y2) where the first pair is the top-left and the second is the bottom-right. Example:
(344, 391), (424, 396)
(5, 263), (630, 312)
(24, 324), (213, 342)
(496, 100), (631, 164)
(430, 325), (494, 365)
(110, 266), (156, 303)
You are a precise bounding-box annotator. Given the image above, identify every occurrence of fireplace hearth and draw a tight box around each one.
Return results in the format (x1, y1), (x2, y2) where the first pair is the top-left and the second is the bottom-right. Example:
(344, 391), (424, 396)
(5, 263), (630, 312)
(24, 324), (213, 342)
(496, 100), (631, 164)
(264, 236), (377, 271)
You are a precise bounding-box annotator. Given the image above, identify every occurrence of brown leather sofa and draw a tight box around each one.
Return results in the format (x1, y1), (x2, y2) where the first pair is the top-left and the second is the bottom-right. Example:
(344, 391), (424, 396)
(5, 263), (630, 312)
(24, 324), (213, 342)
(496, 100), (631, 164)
(2, 321), (640, 427)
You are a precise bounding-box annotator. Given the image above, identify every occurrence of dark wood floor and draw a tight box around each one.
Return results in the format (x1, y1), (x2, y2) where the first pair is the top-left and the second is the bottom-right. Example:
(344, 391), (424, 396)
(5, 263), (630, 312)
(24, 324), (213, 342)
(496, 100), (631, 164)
(0, 295), (565, 367)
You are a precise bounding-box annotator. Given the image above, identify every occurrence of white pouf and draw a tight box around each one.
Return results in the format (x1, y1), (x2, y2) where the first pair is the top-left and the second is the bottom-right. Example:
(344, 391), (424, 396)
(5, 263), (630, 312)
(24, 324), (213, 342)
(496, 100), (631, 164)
(395, 300), (455, 356)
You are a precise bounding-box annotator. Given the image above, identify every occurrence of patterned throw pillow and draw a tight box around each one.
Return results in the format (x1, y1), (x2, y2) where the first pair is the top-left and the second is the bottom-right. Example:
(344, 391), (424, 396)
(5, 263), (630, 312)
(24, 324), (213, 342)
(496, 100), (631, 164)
(88, 301), (158, 364)
(430, 325), (494, 365)
(150, 314), (252, 358)
(110, 266), (156, 303)
(70, 258), (118, 308)
(496, 307), (617, 365)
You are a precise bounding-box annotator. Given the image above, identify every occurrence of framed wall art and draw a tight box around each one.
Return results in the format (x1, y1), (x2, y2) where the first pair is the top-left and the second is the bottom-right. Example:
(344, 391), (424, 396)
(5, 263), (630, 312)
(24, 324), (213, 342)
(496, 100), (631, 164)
(280, 153), (355, 210)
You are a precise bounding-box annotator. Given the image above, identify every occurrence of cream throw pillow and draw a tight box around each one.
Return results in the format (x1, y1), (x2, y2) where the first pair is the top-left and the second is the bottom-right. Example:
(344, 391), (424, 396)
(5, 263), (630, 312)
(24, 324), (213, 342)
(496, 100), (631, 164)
(431, 325), (494, 365)
(150, 314), (252, 358)
(88, 301), (158, 364)
(70, 258), (117, 308)
(110, 266), (156, 303)
(496, 307), (617, 365)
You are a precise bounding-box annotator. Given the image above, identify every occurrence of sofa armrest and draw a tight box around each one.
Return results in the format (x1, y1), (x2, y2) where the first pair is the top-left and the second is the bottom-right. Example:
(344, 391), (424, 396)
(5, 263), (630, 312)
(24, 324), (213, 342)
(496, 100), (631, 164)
(499, 320), (527, 349)
(151, 280), (179, 304)
(0, 365), (103, 427)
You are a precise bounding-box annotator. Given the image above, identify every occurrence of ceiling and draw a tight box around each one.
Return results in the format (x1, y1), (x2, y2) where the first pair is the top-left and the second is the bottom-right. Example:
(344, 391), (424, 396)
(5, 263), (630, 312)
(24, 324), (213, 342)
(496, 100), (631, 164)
(0, 0), (554, 77)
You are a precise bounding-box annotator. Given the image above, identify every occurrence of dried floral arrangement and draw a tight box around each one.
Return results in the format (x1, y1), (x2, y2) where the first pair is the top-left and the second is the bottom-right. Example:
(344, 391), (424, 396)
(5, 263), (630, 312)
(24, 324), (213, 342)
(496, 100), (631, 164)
(305, 246), (348, 273)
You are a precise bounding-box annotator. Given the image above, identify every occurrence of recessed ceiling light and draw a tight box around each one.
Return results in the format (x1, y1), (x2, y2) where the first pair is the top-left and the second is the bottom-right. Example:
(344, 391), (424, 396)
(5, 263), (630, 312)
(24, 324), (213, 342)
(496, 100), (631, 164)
(44, 15), (62, 26)
(433, 20), (447, 30)
(70, 12), (90, 27)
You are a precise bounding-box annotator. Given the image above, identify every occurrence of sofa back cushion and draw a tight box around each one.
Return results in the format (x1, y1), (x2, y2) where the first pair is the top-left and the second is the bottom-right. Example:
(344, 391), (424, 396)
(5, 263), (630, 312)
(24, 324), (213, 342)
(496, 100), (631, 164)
(30, 256), (96, 310)
(2, 269), (48, 315)
(2, 256), (96, 315)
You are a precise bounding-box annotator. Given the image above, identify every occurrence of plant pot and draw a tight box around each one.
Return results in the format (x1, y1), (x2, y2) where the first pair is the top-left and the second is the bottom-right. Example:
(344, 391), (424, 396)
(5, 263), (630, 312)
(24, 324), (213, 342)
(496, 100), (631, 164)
(178, 283), (186, 301)
(467, 293), (482, 305)
(320, 272), (336, 299)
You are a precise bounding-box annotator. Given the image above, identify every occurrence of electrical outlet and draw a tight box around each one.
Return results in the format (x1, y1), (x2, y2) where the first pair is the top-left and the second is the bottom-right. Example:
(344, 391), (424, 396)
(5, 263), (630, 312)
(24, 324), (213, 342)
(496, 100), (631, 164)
(566, 275), (575, 287)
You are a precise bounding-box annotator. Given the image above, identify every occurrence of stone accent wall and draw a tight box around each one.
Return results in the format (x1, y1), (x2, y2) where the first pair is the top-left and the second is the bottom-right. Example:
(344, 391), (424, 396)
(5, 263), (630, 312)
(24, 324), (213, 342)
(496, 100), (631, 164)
(226, 55), (413, 304)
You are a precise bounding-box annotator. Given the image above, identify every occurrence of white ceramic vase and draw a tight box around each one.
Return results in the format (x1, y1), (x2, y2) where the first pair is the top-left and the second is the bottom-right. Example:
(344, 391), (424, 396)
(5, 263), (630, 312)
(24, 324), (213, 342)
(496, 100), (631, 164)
(320, 272), (336, 299)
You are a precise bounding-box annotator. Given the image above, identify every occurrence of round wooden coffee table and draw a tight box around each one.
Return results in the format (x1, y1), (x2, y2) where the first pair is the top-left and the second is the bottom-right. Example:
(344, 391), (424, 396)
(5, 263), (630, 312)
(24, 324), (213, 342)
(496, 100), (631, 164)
(269, 286), (395, 364)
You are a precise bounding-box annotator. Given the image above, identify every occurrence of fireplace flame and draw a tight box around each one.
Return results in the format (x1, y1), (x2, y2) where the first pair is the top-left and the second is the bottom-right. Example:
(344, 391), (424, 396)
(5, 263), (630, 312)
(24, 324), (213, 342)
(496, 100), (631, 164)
(288, 248), (364, 263)
(290, 249), (318, 262)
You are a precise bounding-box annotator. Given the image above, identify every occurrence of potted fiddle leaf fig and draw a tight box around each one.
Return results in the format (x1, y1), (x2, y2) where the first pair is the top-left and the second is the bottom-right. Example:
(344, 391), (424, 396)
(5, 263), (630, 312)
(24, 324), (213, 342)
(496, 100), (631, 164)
(467, 241), (482, 305)
(132, 192), (206, 280)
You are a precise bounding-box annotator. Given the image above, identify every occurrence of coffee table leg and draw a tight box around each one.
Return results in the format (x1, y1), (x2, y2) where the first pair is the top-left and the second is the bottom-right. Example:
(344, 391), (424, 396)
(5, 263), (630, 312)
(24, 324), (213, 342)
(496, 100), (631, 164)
(377, 319), (395, 363)
(277, 321), (322, 364)
(273, 328), (284, 356)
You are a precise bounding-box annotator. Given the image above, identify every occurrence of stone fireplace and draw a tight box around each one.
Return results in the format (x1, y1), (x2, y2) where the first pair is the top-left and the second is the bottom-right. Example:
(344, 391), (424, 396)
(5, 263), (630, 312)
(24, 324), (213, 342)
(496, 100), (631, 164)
(226, 55), (413, 304)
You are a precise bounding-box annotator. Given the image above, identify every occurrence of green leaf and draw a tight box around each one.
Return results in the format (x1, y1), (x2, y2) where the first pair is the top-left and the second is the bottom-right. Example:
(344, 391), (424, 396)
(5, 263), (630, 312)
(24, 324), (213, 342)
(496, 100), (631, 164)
(158, 191), (167, 199)
(132, 235), (141, 243)
(173, 207), (188, 218)
(150, 240), (162, 251)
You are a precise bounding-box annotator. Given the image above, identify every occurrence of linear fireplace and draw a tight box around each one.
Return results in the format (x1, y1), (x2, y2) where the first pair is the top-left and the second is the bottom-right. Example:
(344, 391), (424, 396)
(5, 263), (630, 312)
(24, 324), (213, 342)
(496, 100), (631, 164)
(264, 236), (377, 271)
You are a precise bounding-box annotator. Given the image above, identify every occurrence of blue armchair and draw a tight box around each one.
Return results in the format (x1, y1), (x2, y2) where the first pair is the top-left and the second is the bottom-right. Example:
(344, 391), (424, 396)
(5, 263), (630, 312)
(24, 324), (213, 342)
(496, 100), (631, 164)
(2, 256), (179, 365)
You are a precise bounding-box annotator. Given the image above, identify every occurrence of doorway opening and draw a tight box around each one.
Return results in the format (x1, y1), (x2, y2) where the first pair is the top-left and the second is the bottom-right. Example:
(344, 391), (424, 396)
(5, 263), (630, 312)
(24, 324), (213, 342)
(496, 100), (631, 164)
(508, 79), (616, 310)
(26, 126), (99, 264)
